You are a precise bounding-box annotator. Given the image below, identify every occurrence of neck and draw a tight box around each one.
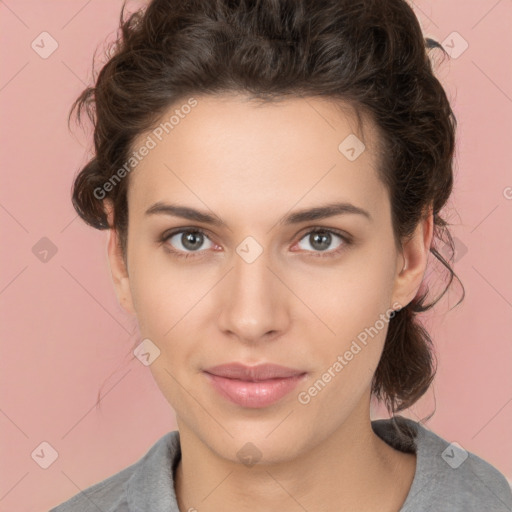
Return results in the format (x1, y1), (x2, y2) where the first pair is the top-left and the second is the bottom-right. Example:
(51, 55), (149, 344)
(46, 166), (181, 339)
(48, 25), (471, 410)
(173, 392), (416, 512)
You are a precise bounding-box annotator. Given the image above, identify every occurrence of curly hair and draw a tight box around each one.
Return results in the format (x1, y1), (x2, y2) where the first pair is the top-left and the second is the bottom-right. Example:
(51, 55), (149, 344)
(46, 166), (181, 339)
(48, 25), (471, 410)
(69, 0), (465, 443)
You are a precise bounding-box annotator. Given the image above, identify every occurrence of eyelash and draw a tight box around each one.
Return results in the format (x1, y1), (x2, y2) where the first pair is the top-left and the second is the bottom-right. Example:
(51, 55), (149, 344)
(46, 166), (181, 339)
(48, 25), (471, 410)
(160, 227), (353, 260)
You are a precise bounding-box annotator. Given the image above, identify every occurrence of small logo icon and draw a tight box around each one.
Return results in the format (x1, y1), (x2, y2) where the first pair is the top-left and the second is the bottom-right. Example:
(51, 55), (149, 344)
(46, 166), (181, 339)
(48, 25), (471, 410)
(31, 441), (59, 469)
(439, 236), (468, 264)
(134, 338), (161, 366)
(32, 237), (58, 263)
(31, 32), (59, 59)
(237, 442), (263, 467)
(236, 236), (263, 264)
(441, 442), (468, 469)
(441, 32), (468, 59)
(338, 134), (365, 161)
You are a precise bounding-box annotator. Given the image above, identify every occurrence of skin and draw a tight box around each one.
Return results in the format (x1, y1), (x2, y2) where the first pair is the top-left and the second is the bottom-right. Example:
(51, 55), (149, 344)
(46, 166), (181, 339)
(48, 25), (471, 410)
(105, 93), (433, 512)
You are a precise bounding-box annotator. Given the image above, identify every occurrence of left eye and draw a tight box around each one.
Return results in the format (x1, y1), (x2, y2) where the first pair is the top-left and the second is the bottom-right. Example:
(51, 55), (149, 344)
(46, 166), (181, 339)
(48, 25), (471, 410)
(295, 229), (347, 255)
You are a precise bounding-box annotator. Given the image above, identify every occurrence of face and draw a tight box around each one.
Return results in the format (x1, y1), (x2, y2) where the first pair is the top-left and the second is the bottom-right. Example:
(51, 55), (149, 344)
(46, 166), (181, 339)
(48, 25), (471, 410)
(107, 93), (429, 464)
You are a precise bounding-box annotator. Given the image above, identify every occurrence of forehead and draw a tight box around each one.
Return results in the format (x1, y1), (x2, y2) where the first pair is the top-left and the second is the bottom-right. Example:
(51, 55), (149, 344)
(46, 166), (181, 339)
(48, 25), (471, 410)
(127, 94), (387, 222)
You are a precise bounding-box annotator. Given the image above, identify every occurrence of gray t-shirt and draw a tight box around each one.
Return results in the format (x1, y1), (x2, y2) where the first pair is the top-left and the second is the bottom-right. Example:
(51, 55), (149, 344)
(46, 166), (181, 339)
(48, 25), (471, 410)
(49, 416), (512, 511)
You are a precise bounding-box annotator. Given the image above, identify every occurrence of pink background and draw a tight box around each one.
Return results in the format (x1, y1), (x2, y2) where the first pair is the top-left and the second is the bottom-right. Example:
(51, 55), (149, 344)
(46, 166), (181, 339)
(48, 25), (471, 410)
(1, 1), (511, 510)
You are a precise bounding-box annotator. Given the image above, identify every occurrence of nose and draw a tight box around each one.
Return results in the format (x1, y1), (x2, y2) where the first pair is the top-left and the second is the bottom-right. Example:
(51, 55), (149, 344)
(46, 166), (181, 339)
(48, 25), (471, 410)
(216, 247), (290, 344)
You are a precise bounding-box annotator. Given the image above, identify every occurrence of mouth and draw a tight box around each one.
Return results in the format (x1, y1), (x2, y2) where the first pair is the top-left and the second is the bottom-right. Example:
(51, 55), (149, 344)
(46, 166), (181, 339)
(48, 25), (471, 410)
(203, 363), (307, 408)
(203, 362), (306, 381)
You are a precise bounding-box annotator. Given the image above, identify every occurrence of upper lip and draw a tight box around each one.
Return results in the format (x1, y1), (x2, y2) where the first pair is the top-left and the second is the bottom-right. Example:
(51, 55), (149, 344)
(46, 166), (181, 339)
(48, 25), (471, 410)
(203, 363), (306, 381)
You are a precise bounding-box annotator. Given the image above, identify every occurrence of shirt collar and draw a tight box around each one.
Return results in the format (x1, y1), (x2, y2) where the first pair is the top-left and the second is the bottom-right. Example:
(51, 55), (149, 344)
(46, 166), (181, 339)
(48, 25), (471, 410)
(127, 430), (182, 511)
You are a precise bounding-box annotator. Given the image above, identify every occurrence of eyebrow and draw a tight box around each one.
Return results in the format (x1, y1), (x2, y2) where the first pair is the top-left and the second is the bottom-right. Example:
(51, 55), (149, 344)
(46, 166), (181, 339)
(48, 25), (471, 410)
(144, 201), (372, 227)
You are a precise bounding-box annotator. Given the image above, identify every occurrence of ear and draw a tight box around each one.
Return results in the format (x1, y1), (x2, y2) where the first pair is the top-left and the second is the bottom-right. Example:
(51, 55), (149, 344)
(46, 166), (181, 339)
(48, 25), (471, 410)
(104, 200), (136, 317)
(391, 206), (434, 310)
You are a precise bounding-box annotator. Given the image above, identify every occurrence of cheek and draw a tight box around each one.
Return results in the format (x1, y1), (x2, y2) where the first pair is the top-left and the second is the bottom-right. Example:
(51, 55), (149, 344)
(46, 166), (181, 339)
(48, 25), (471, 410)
(127, 252), (186, 337)
(301, 256), (395, 336)
(298, 252), (395, 380)
(146, 353), (187, 415)
(300, 294), (392, 419)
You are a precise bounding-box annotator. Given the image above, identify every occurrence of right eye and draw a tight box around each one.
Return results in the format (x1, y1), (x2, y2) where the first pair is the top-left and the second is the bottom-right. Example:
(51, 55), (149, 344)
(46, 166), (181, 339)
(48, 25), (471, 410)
(161, 228), (215, 259)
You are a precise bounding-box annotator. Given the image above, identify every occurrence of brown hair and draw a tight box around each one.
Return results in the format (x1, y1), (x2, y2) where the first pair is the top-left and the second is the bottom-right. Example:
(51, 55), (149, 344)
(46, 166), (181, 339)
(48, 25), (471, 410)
(69, 0), (464, 442)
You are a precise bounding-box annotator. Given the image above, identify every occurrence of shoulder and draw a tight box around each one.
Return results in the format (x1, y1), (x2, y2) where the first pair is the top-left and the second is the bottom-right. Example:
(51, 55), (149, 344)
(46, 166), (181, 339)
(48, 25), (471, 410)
(48, 431), (179, 512)
(373, 416), (512, 512)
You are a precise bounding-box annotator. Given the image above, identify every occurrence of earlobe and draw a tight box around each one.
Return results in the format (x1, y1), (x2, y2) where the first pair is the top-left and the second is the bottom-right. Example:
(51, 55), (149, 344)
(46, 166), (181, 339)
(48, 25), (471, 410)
(104, 201), (136, 317)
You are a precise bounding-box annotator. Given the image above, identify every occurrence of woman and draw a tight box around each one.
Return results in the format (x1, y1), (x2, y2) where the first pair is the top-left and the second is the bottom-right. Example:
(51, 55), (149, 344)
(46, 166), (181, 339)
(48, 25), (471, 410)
(50, 0), (512, 510)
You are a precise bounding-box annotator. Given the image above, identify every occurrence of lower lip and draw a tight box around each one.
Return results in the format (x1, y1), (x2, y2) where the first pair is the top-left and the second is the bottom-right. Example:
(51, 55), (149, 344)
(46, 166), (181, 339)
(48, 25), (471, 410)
(204, 372), (307, 408)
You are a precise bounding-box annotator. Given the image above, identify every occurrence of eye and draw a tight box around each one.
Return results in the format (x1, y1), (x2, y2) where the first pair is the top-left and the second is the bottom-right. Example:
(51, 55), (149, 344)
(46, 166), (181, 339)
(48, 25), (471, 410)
(294, 228), (351, 257)
(161, 228), (214, 259)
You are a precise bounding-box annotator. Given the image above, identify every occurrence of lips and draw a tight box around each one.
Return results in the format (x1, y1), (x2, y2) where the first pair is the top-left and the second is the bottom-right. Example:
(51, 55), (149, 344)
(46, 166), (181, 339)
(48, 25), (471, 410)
(203, 362), (306, 381)
(202, 362), (308, 408)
